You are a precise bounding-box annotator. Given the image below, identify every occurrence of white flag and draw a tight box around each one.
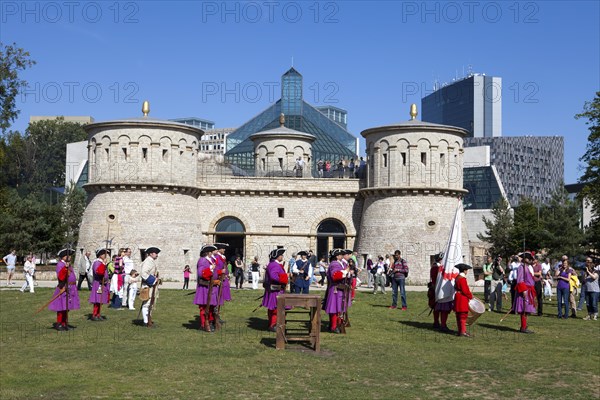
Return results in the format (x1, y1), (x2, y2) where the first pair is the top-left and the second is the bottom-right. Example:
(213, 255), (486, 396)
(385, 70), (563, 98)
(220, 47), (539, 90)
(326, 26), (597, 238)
(435, 199), (463, 303)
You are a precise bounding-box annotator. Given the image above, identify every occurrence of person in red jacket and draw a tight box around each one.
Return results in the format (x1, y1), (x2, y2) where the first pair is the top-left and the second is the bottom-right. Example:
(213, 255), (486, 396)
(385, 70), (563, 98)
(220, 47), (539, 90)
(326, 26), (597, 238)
(453, 263), (474, 337)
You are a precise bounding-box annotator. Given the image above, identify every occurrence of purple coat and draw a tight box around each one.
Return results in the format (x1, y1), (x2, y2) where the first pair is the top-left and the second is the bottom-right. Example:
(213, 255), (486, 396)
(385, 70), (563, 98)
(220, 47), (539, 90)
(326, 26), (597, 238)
(215, 254), (231, 302)
(193, 257), (219, 306)
(48, 261), (81, 311)
(261, 261), (287, 310)
(515, 264), (537, 314)
(323, 260), (347, 314)
(88, 260), (110, 304)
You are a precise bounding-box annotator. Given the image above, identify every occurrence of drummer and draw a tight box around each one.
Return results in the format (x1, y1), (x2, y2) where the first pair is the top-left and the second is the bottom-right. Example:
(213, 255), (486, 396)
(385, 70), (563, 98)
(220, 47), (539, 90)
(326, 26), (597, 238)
(453, 263), (473, 337)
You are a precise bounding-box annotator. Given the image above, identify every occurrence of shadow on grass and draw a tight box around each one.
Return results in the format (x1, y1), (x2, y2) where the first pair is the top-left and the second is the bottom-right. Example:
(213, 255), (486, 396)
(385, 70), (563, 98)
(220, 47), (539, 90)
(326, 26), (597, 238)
(398, 320), (439, 332)
(371, 304), (391, 308)
(260, 337), (276, 348)
(247, 316), (267, 332)
(182, 315), (200, 330)
(477, 322), (520, 333)
(132, 319), (146, 327)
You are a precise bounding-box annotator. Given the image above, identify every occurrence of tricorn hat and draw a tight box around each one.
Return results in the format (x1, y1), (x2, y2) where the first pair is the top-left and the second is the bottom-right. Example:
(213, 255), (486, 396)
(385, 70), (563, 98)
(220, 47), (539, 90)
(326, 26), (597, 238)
(146, 247), (161, 255)
(95, 248), (108, 258)
(519, 252), (534, 261)
(329, 248), (343, 258)
(297, 251), (308, 257)
(269, 248), (286, 260)
(455, 263), (472, 272)
(200, 245), (217, 255)
(343, 249), (353, 255)
(58, 248), (75, 259)
(214, 243), (229, 250)
(434, 252), (445, 261)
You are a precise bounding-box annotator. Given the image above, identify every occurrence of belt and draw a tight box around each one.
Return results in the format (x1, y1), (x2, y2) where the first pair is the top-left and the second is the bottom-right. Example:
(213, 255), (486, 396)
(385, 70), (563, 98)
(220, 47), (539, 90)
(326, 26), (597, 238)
(270, 284), (284, 291)
(336, 284), (348, 290)
(197, 280), (220, 287)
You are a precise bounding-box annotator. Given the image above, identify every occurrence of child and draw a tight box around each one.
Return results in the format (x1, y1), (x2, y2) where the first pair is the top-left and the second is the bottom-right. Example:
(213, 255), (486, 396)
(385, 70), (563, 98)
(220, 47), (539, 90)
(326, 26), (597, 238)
(183, 265), (191, 290)
(543, 275), (553, 301)
(127, 269), (141, 310)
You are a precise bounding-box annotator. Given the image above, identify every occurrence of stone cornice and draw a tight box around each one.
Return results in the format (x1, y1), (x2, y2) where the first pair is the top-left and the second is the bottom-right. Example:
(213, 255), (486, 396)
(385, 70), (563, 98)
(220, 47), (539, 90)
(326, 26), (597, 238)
(204, 231), (357, 238)
(84, 183), (201, 197)
(197, 188), (359, 198)
(359, 186), (468, 197)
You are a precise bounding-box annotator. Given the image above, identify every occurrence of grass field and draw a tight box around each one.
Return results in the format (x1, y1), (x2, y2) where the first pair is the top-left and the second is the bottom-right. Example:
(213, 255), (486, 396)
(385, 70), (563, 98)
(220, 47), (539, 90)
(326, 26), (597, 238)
(1, 288), (598, 399)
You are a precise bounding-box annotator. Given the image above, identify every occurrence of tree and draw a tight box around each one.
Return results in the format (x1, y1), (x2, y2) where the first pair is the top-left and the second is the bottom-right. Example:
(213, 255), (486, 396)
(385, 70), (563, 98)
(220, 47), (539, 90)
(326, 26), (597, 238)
(477, 197), (514, 259)
(512, 197), (544, 252)
(576, 91), (600, 251)
(62, 183), (87, 246)
(0, 43), (36, 134)
(539, 189), (585, 259)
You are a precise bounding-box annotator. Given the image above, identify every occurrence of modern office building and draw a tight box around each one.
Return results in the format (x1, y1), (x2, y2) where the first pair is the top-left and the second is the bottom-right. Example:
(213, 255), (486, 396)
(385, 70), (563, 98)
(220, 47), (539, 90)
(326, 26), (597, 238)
(316, 105), (348, 129)
(422, 74), (502, 138)
(225, 68), (358, 175)
(463, 136), (564, 207)
(169, 117), (215, 131)
(199, 127), (236, 155)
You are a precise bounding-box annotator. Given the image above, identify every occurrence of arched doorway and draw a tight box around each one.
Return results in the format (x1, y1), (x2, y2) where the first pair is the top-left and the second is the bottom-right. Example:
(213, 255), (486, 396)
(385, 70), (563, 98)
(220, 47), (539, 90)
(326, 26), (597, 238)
(316, 219), (346, 260)
(215, 217), (245, 263)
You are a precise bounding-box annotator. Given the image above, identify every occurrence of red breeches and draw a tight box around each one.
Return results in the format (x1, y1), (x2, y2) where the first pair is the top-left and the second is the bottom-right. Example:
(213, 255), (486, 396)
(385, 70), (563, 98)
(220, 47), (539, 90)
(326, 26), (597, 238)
(456, 312), (468, 334)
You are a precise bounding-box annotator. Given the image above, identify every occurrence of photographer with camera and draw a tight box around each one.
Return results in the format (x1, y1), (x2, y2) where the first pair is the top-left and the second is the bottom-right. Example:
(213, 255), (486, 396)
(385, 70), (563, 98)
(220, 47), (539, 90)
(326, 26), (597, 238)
(582, 257), (599, 320)
(489, 256), (505, 313)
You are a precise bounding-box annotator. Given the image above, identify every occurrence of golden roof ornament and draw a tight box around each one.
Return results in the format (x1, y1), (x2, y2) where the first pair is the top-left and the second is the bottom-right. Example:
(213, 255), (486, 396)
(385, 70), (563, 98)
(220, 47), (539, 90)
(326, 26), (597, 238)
(142, 100), (150, 117)
(279, 113), (285, 127)
(410, 104), (418, 120)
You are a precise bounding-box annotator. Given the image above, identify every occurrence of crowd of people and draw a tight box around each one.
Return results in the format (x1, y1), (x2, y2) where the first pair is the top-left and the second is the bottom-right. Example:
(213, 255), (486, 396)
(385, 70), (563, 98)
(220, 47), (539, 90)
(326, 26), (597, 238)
(4, 246), (599, 335)
(314, 157), (366, 179)
(477, 253), (600, 322)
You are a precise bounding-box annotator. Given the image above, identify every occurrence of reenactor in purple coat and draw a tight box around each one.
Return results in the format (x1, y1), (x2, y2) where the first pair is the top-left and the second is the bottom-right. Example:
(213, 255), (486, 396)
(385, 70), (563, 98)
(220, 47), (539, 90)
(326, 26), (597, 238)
(214, 243), (232, 303)
(322, 249), (347, 333)
(48, 248), (80, 331)
(194, 245), (222, 332)
(262, 248), (288, 332)
(88, 249), (110, 321)
(516, 252), (537, 334)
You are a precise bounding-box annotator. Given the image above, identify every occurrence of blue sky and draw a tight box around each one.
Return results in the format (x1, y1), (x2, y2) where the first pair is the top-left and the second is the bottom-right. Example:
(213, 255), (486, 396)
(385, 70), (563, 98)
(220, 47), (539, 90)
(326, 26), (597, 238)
(2, 0), (599, 183)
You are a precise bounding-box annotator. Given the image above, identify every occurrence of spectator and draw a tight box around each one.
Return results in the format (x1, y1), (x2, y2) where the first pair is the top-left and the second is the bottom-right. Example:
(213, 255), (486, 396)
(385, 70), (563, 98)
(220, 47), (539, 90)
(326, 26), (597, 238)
(127, 269), (140, 310)
(78, 251), (92, 290)
(234, 256), (244, 289)
(490, 256), (505, 312)
(317, 256), (327, 286)
(183, 265), (191, 290)
(555, 259), (572, 319)
(337, 159), (344, 178)
(508, 255), (520, 313)
(582, 257), (599, 320)
(317, 159), (324, 178)
(532, 257), (544, 316)
(483, 255), (493, 310)
(250, 256), (261, 290)
(569, 267), (581, 318)
(373, 256), (386, 294)
(366, 255), (374, 288)
(348, 158), (355, 177)
(389, 250), (409, 310)
(3, 249), (17, 286)
(19, 255), (35, 293)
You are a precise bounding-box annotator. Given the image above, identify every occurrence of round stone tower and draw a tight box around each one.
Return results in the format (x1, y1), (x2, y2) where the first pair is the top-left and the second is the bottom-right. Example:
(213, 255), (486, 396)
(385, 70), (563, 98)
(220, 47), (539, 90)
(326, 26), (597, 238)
(77, 102), (204, 279)
(250, 113), (315, 177)
(356, 105), (469, 284)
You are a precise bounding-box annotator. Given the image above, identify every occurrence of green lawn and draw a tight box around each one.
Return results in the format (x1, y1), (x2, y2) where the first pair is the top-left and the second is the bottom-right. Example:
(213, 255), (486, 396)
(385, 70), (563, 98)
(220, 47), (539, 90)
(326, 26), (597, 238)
(1, 288), (598, 399)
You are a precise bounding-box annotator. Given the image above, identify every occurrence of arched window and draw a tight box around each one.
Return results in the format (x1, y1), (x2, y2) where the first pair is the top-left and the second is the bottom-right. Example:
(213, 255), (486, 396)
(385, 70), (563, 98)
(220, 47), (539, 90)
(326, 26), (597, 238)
(215, 217), (245, 233)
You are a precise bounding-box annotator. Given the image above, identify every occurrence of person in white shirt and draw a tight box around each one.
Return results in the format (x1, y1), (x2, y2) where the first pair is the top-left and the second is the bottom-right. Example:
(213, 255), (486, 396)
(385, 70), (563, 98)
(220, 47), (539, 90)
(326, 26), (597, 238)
(372, 256), (386, 294)
(3, 250), (17, 286)
(122, 248), (135, 309)
(78, 251), (92, 290)
(292, 251), (313, 294)
(19, 255), (35, 293)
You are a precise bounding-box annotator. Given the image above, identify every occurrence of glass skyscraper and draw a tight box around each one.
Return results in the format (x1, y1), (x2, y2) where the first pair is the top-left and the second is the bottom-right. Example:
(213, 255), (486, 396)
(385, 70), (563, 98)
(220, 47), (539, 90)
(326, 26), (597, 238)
(225, 68), (358, 175)
(421, 74), (502, 138)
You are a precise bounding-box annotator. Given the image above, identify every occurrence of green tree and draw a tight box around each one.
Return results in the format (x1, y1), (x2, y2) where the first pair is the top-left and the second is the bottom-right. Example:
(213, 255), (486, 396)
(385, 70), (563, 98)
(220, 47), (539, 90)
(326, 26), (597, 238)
(576, 91), (600, 251)
(62, 183), (87, 246)
(512, 197), (545, 252)
(477, 197), (514, 259)
(539, 189), (585, 259)
(0, 43), (36, 134)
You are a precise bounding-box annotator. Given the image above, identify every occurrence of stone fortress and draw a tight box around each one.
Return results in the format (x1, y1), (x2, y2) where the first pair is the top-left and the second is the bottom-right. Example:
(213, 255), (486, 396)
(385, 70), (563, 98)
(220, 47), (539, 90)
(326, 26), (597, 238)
(77, 102), (470, 284)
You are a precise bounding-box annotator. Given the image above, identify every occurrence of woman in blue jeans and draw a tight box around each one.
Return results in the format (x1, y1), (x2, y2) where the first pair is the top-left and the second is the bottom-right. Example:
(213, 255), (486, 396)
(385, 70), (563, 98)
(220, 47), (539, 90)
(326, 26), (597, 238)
(583, 258), (599, 320)
(555, 260), (572, 319)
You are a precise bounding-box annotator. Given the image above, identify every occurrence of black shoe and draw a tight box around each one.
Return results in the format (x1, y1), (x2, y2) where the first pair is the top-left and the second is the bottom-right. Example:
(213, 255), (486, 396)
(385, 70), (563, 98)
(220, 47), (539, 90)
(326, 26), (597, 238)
(210, 323), (215, 332)
(439, 326), (453, 334)
(90, 316), (101, 321)
(520, 328), (535, 334)
(268, 326), (276, 332)
(332, 327), (341, 334)
(219, 319), (226, 324)
(56, 325), (67, 331)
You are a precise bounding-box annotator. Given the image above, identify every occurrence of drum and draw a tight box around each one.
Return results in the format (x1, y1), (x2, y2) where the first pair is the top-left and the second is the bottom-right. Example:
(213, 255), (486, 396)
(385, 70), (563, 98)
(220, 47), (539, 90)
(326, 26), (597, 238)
(466, 297), (485, 326)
